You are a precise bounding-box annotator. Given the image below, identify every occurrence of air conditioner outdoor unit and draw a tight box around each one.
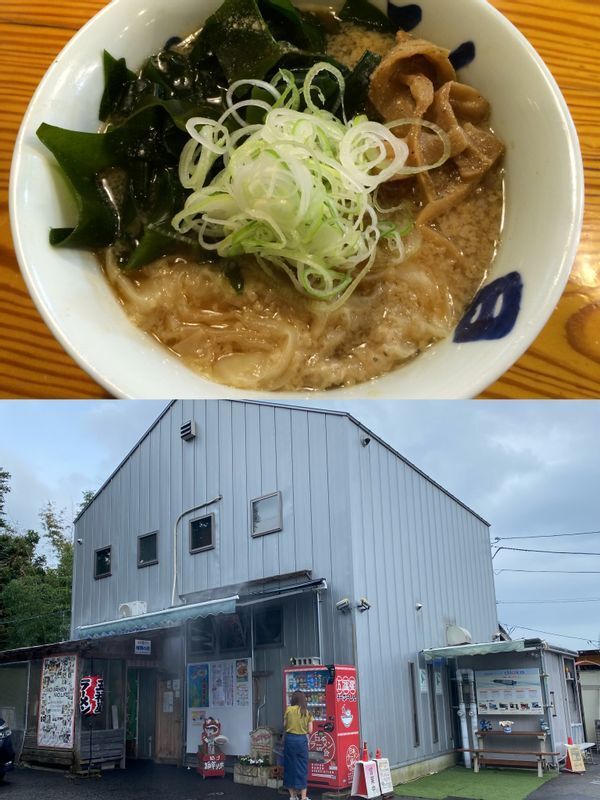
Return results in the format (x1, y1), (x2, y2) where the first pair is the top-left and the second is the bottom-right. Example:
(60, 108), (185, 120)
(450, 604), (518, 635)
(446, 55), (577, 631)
(119, 601), (147, 618)
(446, 624), (472, 646)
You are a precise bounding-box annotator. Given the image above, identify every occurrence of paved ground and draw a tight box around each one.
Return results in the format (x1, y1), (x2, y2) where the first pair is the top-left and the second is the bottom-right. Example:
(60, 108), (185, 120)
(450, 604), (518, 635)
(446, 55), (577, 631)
(0, 762), (324, 799)
(1, 759), (599, 799)
(528, 759), (600, 799)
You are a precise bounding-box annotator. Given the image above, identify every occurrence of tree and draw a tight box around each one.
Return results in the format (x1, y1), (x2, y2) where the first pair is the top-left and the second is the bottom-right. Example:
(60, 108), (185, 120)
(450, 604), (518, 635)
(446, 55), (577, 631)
(0, 472), (90, 649)
(0, 470), (47, 648)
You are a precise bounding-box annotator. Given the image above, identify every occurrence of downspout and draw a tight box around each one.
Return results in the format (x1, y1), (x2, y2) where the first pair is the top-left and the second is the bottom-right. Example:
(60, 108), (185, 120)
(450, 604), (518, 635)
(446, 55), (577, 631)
(171, 496), (222, 606)
(539, 649), (555, 763)
(458, 669), (478, 756)
(455, 669), (471, 768)
(316, 588), (324, 662)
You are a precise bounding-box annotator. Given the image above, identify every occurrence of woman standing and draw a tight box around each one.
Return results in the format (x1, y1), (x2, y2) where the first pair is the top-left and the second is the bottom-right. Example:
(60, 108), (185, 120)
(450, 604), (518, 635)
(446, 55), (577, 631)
(283, 690), (314, 800)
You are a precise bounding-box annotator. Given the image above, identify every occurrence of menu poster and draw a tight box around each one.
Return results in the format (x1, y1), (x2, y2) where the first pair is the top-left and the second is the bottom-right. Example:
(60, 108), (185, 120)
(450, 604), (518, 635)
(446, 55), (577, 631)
(475, 668), (544, 715)
(37, 655), (77, 749)
(210, 661), (234, 707)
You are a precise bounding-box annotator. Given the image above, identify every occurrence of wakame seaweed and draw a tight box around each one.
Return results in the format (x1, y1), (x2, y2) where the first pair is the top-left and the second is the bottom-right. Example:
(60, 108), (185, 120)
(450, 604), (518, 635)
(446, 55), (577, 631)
(38, 0), (388, 270)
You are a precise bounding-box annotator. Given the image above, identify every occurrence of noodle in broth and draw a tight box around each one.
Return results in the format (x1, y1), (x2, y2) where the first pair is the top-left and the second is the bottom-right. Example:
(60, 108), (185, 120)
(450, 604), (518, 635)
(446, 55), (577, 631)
(104, 19), (505, 391)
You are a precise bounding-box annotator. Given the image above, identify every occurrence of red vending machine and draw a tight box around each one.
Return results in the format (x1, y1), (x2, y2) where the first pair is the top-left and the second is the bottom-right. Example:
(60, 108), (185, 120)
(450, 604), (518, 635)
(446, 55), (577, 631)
(283, 663), (360, 790)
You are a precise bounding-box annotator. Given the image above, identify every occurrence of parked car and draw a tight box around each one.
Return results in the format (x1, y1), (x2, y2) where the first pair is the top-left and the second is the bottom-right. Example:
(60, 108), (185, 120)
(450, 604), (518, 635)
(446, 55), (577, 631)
(0, 719), (14, 782)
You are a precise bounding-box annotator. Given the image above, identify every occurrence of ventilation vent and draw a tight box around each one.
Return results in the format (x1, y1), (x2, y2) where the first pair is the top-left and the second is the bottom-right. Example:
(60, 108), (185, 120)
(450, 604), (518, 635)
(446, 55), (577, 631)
(180, 420), (197, 441)
(119, 601), (147, 618)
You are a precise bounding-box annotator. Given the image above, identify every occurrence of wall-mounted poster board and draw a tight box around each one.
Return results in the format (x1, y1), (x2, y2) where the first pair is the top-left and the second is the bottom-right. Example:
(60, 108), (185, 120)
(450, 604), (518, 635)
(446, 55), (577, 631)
(475, 668), (543, 715)
(186, 658), (252, 755)
(37, 655), (78, 748)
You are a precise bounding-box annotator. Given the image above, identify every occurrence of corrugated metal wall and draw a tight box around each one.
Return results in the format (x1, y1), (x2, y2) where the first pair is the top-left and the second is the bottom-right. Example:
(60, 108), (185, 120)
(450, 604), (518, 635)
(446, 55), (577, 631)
(73, 401), (356, 664)
(345, 418), (498, 767)
(73, 400), (498, 768)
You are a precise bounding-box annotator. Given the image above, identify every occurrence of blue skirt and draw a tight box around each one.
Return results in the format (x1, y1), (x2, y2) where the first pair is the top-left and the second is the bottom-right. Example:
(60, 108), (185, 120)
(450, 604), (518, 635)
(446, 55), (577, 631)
(284, 733), (309, 790)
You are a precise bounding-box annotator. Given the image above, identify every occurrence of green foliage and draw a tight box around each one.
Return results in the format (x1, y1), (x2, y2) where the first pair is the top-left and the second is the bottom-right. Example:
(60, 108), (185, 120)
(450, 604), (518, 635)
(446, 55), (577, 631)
(0, 471), (92, 650)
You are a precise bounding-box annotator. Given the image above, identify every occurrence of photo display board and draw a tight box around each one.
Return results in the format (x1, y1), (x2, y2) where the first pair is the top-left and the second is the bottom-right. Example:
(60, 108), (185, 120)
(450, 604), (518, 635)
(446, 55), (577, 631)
(37, 655), (77, 748)
(475, 667), (543, 714)
(186, 658), (252, 754)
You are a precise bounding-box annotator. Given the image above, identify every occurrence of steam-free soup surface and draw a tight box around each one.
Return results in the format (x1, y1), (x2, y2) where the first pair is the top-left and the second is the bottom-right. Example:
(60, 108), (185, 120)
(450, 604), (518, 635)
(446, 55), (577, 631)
(104, 20), (504, 391)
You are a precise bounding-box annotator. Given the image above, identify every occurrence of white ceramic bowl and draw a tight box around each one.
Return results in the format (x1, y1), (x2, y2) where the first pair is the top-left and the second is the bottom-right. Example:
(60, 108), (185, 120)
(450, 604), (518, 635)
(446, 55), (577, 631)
(10, 0), (583, 398)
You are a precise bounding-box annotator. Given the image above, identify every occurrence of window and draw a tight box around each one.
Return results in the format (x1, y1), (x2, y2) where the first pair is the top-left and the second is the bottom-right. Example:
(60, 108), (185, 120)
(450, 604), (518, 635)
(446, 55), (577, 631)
(94, 546), (111, 579)
(408, 661), (420, 747)
(427, 663), (439, 743)
(190, 514), (214, 553)
(189, 617), (216, 657)
(138, 531), (158, 568)
(250, 492), (282, 536)
(254, 605), (284, 647)
(218, 613), (249, 652)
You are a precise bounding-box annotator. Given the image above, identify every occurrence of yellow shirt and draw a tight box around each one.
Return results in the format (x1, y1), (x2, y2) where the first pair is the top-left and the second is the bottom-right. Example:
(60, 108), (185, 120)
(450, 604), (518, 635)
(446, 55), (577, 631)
(284, 705), (313, 734)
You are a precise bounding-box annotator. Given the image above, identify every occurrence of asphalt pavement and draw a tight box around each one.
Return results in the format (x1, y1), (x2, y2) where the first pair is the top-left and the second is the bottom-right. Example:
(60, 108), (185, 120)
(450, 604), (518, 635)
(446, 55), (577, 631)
(1, 759), (599, 799)
(0, 762), (315, 800)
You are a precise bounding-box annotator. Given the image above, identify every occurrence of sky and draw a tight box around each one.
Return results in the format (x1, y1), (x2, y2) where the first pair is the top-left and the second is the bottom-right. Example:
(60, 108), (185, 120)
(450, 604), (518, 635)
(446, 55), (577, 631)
(1, 399), (599, 652)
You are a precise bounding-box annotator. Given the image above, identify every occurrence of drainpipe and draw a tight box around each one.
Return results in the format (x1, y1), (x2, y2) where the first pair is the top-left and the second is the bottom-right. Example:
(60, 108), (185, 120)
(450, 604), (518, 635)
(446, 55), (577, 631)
(171, 496), (222, 606)
(455, 670), (472, 768)
(315, 588), (324, 662)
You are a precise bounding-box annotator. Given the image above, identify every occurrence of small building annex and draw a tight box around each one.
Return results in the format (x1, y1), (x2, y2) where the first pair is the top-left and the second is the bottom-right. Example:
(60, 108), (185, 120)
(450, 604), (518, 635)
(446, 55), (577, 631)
(0, 400), (579, 784)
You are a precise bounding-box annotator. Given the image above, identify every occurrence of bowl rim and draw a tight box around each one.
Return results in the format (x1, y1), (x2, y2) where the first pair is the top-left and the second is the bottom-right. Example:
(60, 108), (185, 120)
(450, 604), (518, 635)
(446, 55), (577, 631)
(9, 0), (585, 399)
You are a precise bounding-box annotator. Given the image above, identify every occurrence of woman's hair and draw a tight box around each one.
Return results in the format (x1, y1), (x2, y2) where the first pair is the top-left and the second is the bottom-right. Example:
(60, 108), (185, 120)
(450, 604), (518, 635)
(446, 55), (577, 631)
(290, 690), (308, 717)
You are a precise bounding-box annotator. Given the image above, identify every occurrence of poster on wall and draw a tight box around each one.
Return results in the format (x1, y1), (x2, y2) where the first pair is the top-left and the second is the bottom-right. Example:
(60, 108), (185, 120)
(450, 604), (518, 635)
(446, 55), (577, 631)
(187, 658), (252, 755)
(475, 668), (544, 715)
(37, 655), (77, 749)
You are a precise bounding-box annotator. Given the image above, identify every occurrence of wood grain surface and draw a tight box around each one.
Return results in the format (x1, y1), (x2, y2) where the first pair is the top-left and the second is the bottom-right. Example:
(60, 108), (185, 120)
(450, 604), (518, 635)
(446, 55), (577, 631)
(0, 0), (598, 399)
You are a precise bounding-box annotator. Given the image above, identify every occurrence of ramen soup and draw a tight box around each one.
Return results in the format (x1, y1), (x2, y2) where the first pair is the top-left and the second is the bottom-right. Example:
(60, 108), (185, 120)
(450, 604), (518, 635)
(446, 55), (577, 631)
(40, 4), (504, 392)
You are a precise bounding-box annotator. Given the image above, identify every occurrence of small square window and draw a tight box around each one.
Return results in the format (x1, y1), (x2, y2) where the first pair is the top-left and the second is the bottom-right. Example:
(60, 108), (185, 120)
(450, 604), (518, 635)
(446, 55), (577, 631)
(94, 546), (111, 579)
(254, 605), (283, 647)
(251, 492), (282, 537)
(190, 514), (214, 553)
(138, 532), (158, 568)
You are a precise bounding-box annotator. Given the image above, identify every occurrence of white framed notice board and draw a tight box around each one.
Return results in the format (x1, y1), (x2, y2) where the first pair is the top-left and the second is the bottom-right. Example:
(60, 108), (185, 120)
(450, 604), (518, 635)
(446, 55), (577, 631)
(37, 655), (77, 748)
(186, 658), (252, 755)
(475, 668), (544, 714)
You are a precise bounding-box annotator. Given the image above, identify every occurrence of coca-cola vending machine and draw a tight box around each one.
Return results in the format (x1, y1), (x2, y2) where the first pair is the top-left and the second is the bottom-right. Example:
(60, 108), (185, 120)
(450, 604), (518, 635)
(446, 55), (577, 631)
(283, 663), (360, 790)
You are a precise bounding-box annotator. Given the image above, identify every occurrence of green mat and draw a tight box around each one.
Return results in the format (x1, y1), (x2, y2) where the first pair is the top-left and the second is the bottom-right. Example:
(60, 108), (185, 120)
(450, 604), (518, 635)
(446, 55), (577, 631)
(394, 766), (557, 800)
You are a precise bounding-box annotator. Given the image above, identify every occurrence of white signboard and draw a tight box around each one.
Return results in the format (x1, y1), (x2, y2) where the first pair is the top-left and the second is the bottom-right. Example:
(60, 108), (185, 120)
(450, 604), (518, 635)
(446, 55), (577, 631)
(37, 655), (77, 749)
(134, 639), (152, 655)
(351, 760), (381, 798)
(475, 668), (543, 715)
(376, 758), (394, 795)
(186, 658), (252, 755)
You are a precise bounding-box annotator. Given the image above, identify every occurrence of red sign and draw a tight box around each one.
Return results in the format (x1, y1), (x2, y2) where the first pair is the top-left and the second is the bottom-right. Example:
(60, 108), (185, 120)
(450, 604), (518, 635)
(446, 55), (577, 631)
(79, 675), (104, 716)
(198, 753), (225, 778)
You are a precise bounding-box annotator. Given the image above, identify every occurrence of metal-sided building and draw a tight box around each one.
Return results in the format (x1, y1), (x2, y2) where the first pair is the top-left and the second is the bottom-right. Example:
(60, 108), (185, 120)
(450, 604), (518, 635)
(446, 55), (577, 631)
(1, 400), (501, 781)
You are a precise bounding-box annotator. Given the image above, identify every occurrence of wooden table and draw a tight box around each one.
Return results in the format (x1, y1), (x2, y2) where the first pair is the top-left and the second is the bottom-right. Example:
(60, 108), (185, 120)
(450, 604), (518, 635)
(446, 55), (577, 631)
(1, 0), (598, 398)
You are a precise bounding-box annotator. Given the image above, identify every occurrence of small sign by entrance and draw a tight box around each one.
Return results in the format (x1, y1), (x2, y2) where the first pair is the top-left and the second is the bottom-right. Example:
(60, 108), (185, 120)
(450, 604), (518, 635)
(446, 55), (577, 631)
(564, 744), (585, 773)
(134, 639), (152, 655)
(375, 757), (394, 796)
(351, 759), (381, 798)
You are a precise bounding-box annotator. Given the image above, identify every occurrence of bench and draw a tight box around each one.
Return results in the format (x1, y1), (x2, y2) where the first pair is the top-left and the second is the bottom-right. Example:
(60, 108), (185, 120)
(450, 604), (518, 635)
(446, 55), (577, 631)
(457, 747), (560, 778)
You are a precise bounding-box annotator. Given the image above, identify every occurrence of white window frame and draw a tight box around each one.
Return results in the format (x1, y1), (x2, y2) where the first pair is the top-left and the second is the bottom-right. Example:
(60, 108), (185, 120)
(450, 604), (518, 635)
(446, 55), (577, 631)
(250, 491), (282, 537)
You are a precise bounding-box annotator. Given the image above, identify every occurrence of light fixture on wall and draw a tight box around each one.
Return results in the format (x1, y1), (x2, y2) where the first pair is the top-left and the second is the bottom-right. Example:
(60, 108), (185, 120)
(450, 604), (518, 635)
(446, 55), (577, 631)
(335, 598), (351, 612)
(77, 538), (83, 545)
(415, 602), (423, 611)
(360, 437), (371, 447)
(356, 597), (371, 612)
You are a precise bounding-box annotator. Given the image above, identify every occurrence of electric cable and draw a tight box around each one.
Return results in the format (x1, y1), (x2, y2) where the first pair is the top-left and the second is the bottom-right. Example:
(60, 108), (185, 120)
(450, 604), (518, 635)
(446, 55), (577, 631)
(495, 568), (600, 575)
(500, 622), (598, 645)
(493, 529), (600, 541)
(494, 546), (600, 556)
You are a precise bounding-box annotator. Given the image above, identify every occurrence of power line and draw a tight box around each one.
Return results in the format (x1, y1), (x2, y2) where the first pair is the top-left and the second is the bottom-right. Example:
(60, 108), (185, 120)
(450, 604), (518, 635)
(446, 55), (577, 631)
(498, 598), (600, 604)
(500, 622), (597, 645)
(495, 568), (600, 575)
(494, 546), (600, 556)
(0, 608), (70, 626)
(493, 529), (600, 542)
